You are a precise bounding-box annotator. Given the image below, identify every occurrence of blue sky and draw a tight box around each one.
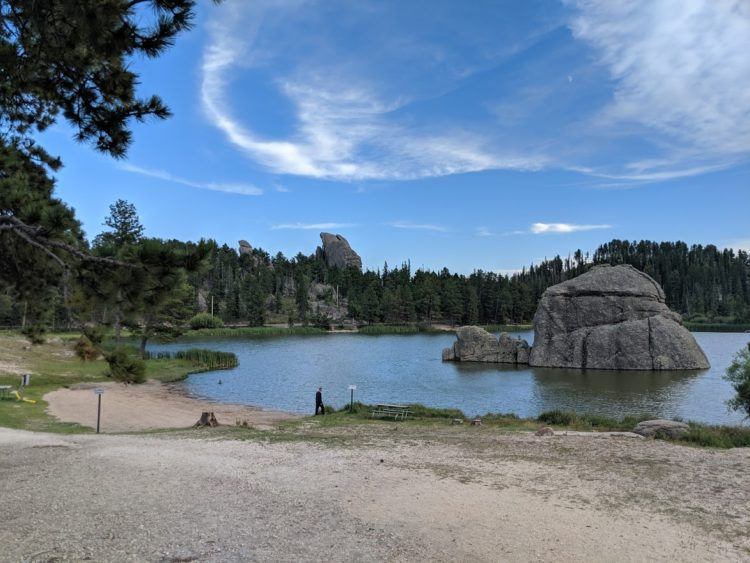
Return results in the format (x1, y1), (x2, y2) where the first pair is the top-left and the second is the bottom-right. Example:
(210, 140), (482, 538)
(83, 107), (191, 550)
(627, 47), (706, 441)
(42, 0), (749, 273)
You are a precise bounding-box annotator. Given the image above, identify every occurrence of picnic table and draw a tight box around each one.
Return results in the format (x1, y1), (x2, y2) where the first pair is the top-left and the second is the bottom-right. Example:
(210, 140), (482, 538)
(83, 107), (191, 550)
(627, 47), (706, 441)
(371, 404), (411, 421)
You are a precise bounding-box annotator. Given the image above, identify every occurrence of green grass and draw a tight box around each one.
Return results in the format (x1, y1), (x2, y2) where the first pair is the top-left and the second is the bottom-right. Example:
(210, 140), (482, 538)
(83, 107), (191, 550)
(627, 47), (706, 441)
(178, 326), (327, 339)
(684, 322), (750, 333)
(481, 324), (533, 332)
(309, 404), (750, 448)
(358, 324), (422, 335)
(151, 349), (239, 370)
(679, 423), (750, 448)
(0, 332), (237, 432)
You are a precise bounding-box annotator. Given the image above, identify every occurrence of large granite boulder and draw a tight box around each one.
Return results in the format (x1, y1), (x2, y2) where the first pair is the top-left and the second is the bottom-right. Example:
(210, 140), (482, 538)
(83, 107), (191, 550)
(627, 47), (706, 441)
(633, 419), (690, 439)
(317, 233), (362, 270)
(529, 265), (709, 370)
(443, 326), (530, 364)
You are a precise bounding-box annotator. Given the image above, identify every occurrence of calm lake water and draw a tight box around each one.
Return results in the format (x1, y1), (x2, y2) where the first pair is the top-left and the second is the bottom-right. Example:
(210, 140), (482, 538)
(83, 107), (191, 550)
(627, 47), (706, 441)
(149, 331), (750, 425)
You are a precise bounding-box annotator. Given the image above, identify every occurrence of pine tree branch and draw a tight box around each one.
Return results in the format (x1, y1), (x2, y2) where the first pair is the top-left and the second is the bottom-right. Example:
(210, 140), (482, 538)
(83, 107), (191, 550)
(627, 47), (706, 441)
(0, 215), (135, 268)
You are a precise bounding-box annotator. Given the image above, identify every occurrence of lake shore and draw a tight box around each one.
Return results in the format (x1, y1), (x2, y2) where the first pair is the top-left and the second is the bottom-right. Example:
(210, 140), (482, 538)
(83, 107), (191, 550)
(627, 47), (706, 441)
(44, 380), (297, 432)
(1, 423), (749, 561)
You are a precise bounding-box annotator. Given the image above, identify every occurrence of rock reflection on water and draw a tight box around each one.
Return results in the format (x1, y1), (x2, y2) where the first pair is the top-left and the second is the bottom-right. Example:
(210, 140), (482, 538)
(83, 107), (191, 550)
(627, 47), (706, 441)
(148, 331), (749, 425)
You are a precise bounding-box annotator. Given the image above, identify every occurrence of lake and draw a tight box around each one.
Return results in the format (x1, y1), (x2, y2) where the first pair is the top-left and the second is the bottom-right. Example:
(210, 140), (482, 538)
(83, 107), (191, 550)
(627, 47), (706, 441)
(149, 331), (750, 425)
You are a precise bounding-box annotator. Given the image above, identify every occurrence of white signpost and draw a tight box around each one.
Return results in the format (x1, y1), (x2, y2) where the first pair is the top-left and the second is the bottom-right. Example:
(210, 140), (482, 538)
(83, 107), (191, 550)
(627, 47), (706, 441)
(93, 388), (104, 433)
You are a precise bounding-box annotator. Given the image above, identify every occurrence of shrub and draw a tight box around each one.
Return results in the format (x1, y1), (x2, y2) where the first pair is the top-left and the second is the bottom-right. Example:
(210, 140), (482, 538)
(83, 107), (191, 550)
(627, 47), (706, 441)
(537, 410), (575, 426)
(189, 313), (224, 330)
(406, 403), (465, 419)
(21, 324), (46, 345)
(725, 345), (750, 419)
(74, 336), (99, 361)
(83, 325), (105, 345)
(105, 348), (146, 383)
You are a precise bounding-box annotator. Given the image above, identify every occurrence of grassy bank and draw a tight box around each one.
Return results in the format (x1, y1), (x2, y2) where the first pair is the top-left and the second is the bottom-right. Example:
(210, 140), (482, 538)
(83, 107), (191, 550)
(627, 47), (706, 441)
(684, 322), (750, 332)
(0, 332), (237, 433)
(481, 324), (533, 332)
(178, 326), (327, 339)
(311, 403), (750, 449)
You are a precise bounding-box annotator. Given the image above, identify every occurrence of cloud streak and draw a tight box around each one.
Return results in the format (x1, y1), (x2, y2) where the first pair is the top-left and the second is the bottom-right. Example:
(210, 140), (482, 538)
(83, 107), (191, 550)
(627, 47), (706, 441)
(119, 163), (262, 196)
(271, 222), (356, 230)
(389, 221), (448, 232)
(530, 222), (611, 234)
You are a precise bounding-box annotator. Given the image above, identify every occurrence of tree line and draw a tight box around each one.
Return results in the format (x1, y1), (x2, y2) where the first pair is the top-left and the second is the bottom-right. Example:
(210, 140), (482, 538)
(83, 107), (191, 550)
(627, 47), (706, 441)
(2, 198), (749, 333)
(188, 236), (750, 327)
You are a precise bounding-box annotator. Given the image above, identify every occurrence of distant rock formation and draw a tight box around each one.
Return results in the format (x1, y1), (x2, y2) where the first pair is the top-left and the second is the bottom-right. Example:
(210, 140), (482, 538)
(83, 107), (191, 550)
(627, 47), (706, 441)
(529, 264), (710, 370)
(316, 232), (362, 270)
(442, 326), (530, 364)
(238, 240), (252, 255)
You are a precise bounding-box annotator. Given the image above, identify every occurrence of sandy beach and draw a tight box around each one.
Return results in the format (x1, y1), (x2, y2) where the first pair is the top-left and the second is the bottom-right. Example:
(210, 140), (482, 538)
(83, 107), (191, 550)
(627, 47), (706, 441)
(44, 380), (297, 432)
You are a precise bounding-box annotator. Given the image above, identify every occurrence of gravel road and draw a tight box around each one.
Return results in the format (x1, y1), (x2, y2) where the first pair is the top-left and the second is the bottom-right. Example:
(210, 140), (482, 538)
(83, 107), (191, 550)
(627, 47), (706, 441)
(1, 425), (748, 562)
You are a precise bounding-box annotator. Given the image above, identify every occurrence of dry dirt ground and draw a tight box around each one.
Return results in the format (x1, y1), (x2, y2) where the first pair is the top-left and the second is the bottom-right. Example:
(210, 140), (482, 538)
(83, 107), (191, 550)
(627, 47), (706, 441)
(1, 424), (749, 562)
(44, 381), (297, 431)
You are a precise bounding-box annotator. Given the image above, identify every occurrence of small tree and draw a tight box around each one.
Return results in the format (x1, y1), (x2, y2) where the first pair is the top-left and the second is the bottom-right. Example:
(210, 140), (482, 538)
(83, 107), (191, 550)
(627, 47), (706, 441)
(725, 344), (750, 420)
(189, 313), (223, 330)
(105, 349), (146, 384)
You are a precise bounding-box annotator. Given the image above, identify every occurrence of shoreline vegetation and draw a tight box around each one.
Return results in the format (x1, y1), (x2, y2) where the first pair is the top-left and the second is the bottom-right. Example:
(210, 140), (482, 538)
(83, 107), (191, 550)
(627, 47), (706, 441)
(5, 320), (745, 343)
(1, 331), (748, 448)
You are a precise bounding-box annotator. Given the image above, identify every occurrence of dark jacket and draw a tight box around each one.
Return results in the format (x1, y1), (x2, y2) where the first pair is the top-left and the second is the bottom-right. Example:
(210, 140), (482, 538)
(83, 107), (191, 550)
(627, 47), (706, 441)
(316, 391), (323, 405)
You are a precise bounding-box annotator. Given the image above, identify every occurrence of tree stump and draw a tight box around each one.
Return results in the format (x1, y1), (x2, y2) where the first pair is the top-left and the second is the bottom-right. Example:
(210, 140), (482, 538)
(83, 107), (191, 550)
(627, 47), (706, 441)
(195, 412), (218, 427)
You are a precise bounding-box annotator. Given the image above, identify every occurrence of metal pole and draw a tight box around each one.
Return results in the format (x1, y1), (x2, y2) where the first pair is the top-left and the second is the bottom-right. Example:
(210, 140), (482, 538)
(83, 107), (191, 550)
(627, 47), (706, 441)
(350, 388), (354, 412)
(97, 394), (102, 434)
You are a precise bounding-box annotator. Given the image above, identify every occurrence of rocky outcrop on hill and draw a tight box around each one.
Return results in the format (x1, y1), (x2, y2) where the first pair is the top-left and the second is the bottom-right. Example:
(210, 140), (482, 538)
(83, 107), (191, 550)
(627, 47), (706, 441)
(442, 326), (530, 364)
(238, 240), (252, 255)
(529, 265), (710, 370)
(316, 233), (362, 270)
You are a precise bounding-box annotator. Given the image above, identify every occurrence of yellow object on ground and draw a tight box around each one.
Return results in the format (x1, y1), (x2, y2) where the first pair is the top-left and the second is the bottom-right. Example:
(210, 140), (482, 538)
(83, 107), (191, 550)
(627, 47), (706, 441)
(10, 390), (36, 404)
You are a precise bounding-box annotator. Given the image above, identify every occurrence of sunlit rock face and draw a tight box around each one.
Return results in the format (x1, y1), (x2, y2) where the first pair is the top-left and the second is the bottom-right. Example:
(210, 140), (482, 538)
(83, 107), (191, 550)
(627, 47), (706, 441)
(442, 326), (530, 364)
(529, 265), (710, 370)
(316, 233), (362, 270)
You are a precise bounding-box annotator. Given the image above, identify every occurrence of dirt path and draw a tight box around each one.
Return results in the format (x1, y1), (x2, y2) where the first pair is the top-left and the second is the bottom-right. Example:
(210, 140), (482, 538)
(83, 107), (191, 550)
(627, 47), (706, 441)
(44, 380), (297, 431)
(1, 426), (748, 562)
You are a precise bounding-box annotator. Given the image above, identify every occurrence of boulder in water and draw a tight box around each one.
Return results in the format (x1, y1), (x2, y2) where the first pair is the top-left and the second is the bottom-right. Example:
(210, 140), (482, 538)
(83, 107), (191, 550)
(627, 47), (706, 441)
(529, 265), (709, 370)
(442, 326), (530, 364)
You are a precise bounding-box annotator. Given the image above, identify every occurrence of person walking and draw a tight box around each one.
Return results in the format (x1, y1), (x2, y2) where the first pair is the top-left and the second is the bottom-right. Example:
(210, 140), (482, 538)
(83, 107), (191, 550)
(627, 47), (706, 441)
(315, 386), (325, 415)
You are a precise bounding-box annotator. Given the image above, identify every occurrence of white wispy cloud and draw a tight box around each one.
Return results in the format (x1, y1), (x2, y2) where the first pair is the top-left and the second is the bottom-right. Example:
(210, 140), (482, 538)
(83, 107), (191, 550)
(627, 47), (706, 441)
(530, 222), (611, 234)
(199, 1), (548, 181)
(119, 163), (262, 196)
(475, 226), (493, 237)
(197, 0), (748, 185)
(389, 221), (448, 232)
(567, 0), (750, 180)
(271, 222), (356, 230)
